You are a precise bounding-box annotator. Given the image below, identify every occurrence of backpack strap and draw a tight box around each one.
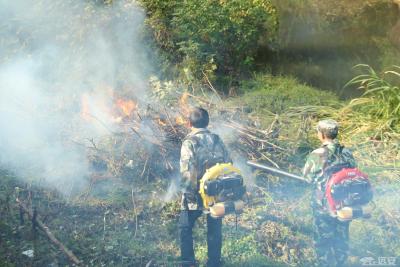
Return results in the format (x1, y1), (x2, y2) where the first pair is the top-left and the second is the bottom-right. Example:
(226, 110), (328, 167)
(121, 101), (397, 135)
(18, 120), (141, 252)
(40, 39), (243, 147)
(185, 130), (222, 181)
(186, 131), (219, 154)
(322, 143), (346, 164)
(322, 143), (351, 182)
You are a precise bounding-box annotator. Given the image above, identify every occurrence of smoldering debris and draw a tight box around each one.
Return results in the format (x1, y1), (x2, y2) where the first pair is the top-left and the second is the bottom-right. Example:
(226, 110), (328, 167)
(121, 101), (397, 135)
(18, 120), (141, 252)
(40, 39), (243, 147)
(72, 85), (291, 204)
(83, 104), (188, 186)
(0, 0), (154, 195)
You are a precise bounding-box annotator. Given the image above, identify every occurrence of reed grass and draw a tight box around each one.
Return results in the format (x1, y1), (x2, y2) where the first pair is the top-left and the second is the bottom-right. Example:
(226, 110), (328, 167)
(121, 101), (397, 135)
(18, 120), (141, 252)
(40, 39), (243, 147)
(345, 64), (400, 136)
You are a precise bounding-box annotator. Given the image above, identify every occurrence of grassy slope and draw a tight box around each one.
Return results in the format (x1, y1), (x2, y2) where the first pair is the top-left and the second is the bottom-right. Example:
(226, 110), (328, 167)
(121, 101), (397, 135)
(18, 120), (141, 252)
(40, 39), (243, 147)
(0, 74), (399, 266)
(226, 73), (400, 266)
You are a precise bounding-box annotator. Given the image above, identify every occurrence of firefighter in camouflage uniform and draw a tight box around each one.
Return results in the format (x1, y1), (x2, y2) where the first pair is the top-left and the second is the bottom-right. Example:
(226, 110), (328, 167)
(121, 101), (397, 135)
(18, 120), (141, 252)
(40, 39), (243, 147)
(303, 119), (357, 267)
(179, 107), (231, 267)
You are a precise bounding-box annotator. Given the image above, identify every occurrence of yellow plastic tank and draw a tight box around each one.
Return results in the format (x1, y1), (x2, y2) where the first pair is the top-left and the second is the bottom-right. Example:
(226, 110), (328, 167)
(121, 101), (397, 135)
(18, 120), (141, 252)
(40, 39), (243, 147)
(198, 163), (242, 209)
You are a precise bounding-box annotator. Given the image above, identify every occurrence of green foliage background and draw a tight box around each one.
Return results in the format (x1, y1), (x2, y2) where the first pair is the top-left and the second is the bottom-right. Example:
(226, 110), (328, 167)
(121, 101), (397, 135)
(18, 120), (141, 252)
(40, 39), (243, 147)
(140, 0), (277, 86)
(140, 0), (400, 94)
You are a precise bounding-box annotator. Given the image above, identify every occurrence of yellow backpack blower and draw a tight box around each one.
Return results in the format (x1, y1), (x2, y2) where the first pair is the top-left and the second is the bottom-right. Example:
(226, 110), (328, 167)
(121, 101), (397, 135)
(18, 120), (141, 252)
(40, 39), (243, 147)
(199, 163), (246, 218)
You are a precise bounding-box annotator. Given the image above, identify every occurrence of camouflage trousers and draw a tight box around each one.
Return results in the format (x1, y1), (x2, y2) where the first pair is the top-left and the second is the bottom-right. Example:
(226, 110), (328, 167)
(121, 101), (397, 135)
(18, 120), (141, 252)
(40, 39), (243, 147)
(313, 211), (350, 267)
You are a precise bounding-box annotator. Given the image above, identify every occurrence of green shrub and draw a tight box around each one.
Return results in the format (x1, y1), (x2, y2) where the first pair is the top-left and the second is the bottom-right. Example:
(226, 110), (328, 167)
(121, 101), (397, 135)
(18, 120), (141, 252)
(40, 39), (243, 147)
(140, 0), (277, 82)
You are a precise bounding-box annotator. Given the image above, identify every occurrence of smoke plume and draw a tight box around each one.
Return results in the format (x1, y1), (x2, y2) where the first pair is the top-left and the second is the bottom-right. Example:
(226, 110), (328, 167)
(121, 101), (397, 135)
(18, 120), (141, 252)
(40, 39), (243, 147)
(0, 0), (153, 196)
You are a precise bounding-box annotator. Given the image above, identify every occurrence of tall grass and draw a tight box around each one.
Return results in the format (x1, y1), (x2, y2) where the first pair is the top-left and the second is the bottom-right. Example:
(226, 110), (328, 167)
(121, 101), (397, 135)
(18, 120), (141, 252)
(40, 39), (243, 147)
(345, 64), (400, 134)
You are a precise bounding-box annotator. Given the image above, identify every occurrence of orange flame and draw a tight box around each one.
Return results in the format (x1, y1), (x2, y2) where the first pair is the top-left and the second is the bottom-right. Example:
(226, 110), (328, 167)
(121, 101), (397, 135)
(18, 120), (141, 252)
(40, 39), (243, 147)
(179, 92), (190, 115)
(175, 92), (191, 126)
(157, 118), (167, 126)
(175, 115), (186, 125)
(116, 99), (136, 117)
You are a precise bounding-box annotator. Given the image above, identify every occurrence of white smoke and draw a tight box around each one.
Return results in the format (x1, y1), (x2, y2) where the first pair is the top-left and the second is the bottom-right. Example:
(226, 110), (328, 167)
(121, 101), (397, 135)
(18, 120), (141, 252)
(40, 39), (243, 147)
(0, 0), (154, 196)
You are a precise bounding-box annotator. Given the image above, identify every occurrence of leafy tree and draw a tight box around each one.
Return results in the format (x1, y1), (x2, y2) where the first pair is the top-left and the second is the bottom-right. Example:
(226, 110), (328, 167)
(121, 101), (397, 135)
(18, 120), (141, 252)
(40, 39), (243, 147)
(140, 0), (277, 85)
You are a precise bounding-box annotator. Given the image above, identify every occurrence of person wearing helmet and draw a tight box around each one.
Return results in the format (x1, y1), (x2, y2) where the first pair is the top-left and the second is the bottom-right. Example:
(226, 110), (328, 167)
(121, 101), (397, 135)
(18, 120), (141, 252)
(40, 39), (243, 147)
(303, 119), (357, 267)
(179, 107), (231, 267)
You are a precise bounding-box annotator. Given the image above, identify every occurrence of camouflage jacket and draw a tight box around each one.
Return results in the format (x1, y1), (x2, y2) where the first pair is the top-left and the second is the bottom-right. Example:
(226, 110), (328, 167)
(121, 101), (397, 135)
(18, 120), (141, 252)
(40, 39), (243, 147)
(303, 140), (356, 209)
(179, 128), (231, 210)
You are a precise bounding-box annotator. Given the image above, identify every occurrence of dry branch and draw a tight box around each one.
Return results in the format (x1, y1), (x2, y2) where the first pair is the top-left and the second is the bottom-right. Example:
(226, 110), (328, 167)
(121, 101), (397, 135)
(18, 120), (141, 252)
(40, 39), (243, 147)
(16, 198), (81, 266)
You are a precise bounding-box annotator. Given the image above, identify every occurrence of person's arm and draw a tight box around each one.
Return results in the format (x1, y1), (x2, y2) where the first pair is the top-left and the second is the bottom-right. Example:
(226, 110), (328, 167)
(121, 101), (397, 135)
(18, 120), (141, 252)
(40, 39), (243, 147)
(303, 154), (315, 184)
(303, 149), (325, 184)
(180, 139), (197, 193)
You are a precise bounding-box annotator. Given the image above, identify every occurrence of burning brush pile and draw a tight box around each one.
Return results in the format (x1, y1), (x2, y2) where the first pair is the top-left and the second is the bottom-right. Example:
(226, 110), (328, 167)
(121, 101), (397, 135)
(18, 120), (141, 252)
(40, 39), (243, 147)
(79, 93), (189, 191)
(78, 88), (286, 198)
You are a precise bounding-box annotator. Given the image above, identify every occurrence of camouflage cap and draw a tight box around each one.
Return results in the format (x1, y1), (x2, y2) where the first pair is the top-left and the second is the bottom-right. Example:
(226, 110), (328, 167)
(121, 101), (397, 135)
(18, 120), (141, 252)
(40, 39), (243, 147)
(316, 119), (339, 136)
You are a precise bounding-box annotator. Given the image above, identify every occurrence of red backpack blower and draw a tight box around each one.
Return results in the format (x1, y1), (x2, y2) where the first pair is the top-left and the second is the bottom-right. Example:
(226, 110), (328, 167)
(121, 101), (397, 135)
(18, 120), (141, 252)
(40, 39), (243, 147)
(323, 163), (373, 220)
(247, 161), (374, 221)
